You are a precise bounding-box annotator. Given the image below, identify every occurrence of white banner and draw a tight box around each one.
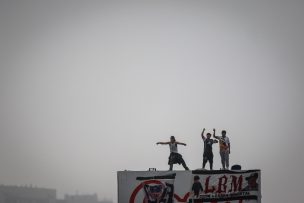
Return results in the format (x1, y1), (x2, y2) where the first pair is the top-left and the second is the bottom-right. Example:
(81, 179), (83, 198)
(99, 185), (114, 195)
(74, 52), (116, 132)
(117, 170), (261, 203)
(189, 170), (261, 203)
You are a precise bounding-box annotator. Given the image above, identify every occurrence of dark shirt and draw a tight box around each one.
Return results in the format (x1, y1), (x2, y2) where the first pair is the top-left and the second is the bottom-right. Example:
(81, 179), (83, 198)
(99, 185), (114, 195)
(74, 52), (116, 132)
(192, 182), (203, 196)
(204, 138), (216, 154)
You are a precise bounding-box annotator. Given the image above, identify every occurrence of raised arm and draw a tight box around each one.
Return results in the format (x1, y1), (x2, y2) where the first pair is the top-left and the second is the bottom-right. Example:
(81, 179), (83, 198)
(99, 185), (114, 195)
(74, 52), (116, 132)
(213, 129), (218, 143)
(213, 129), (220, 139)
(201, 128), (206, 141)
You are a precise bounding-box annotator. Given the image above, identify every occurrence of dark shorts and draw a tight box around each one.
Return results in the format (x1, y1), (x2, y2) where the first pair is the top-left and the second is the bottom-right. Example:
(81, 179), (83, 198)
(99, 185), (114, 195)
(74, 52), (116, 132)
(203, 152), (213, 162)
(168, 152), (184, 165)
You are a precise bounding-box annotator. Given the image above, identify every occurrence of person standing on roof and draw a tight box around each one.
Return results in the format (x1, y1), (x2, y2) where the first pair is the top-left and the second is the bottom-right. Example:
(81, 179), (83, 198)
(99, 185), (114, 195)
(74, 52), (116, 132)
(156, 136), (189, 171)
(201, 128), (218, 170)
(213, 129), (230, 170)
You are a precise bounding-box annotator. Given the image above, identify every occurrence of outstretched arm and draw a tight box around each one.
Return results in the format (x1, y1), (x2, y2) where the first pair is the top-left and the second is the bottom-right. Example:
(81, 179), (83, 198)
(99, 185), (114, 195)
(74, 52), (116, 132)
(176, 141), (187, 146)
(156, 141), (170, 145)
(201, 128), (206, 141)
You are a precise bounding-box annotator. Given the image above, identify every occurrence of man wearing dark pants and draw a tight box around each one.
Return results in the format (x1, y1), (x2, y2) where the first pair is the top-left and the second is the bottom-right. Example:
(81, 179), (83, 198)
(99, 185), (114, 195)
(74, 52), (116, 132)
(157, 136), (189, 171)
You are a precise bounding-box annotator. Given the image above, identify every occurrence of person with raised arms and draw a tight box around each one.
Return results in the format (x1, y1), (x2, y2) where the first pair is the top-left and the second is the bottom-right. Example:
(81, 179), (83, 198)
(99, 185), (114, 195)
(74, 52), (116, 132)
(201, 128), (218, 170)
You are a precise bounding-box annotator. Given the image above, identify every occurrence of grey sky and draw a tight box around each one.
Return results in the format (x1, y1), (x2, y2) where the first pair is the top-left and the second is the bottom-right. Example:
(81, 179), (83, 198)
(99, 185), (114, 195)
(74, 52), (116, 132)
(0, 0), (304, 202)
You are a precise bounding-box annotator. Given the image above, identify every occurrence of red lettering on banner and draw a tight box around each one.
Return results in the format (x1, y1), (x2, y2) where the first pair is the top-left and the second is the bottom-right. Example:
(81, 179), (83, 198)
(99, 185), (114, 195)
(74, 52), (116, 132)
(129, 175), (250, 203)
(229, 175), (243, 192)
(217, 175), (228, 193)
(205, 176), (216, 193)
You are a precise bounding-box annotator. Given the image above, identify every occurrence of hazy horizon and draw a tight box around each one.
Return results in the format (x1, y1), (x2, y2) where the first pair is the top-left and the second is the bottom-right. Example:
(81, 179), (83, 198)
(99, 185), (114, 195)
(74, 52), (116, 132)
(1, 1), (304, 202)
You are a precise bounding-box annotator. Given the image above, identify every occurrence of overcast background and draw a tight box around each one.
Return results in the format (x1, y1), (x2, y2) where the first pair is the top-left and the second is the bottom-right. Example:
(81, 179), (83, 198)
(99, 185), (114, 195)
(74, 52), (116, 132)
(1, 0), (304, 202)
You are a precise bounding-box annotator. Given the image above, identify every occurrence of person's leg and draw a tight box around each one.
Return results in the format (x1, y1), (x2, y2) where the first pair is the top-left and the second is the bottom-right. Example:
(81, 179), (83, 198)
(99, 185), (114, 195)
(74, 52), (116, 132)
(220, 151), (225, 169)
(203, 156), (207, 169)
(168, 153), (174, 170)
(209, 155), (213, 170)
(176, 153), (189, 170)
(181, 158), (189, 170)
(225, 151), (229, 169)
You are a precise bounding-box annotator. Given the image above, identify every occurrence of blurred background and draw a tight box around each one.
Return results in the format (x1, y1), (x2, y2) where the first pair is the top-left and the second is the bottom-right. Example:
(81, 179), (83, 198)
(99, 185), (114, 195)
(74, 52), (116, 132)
(0, 1), (304, 202)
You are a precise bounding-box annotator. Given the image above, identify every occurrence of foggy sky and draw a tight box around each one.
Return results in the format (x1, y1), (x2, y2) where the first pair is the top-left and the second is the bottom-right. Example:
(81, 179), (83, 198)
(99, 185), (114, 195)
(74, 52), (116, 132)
(0, 1), (304, 202)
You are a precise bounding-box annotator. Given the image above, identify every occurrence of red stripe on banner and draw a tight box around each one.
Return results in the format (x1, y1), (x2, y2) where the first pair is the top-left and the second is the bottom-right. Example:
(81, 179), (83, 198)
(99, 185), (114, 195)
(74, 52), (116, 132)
(130, 180), (191, 203)
(174, 192), (190, 202)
